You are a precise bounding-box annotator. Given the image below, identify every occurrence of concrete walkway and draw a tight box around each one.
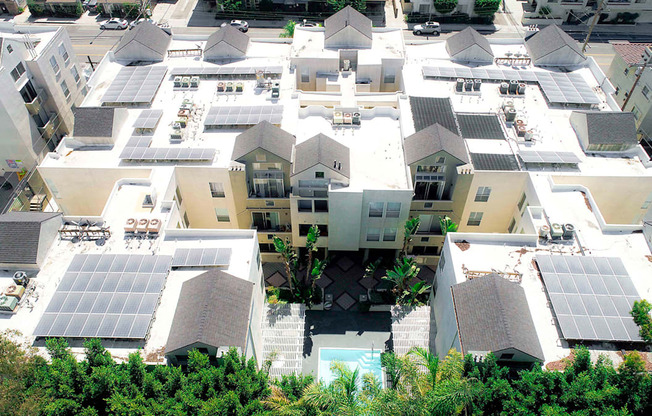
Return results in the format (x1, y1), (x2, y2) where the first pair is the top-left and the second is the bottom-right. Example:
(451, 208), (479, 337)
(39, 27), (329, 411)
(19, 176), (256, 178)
(384, 0), (405, 29)
(391, 305), (431, 356)
(262, 303), (306, 379)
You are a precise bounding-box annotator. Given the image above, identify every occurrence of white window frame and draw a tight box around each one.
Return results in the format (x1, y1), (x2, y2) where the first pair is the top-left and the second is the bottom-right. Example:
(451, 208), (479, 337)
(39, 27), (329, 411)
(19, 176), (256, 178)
(383, 228), (397, 241)
(49, 55), (60, 75)
(467, 211), (483, 227)
(209, 182), (225, 198)
(60, 80), (70, 98)
(369, 202), (384, 218)
(386, 202), (401, 218)
(10, 62), (25, 82)
(474, 186), (492, 202)
(642, 85), (650, 100)
(59, 43), (69, 64)
(366, 228), (381, 241)
(71, 66), (81, 84)
(215, 208), (230, 222)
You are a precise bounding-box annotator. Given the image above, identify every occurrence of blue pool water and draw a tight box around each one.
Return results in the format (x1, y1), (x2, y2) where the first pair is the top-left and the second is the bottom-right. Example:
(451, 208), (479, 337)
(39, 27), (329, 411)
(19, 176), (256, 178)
(318, 348), (384, 387)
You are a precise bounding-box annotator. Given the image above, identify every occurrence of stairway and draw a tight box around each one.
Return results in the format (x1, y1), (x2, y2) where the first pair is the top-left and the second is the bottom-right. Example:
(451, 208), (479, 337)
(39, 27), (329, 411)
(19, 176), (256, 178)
(262, 303), (306, 379)
(391, 306), (431, 356)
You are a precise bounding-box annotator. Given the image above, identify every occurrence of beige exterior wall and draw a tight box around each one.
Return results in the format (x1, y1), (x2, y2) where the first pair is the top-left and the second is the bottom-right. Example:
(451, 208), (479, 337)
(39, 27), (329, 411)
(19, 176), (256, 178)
(552, 175), (652, 224)
(38, 166), (152, 215)
(607, 52), (652, 138)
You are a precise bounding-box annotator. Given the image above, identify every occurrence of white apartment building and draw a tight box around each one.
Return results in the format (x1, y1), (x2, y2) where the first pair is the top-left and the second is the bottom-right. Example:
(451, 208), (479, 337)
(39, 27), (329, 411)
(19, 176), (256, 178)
(522, 0), (652, 24)
(0, 23), (87, 174)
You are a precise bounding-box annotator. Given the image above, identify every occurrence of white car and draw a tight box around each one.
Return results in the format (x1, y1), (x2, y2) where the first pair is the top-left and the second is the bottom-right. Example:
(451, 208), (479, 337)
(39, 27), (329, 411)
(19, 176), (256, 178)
(221, 20), (249, 32)
(413, 21), (441, 35)
(100, 18), (128, 30)
(129, 18), (156, 29)
(299, 20), (318, 27)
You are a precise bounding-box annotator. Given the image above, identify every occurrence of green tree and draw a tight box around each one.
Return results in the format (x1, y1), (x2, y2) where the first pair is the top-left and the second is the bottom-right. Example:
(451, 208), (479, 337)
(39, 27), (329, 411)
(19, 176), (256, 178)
(326, 0), (366, 13)
(219, 0), (244, 11)
(473, 0), (501, 16)
(401, 217), (421, 258)
(439, 216), (458, 236)
(280, 20), (296, 38)
(433, 0), (458, 14)
(630, 299), (652, 342)
(383, 257), (421, 304)
(274, 235), (297, 291)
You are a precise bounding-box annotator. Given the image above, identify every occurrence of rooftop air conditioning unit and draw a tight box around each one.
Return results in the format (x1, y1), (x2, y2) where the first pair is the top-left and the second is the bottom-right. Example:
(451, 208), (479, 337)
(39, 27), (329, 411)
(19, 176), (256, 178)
(342, 59), (351, 71)
(539, 225), (550, 238)
(13, 271), (29, 287)
(562, 224), (575, 239)
(550, 223), (563, 239)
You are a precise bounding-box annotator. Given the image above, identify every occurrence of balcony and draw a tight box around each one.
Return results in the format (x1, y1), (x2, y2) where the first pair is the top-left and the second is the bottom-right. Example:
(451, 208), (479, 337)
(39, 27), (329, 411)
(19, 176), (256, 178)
(24, 92), (44, 116)
(38, 114), (56, 140)
(251, 223), (291, 233)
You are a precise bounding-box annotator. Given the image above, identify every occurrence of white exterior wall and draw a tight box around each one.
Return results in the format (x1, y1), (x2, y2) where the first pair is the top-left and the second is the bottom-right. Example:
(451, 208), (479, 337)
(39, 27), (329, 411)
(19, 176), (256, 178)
(530, 47), (586, 67)
(431, 237), (464, 357)
(325, 27), (372, 49)
(358, 189), (413, 249)
(406, 0), (477, 17)
(525, 0), (652, 24)
(451, 45), (494, 64)
(329, 189), (363, 250)
(245, 242), (265, 365)
(205, 43), (246, 60)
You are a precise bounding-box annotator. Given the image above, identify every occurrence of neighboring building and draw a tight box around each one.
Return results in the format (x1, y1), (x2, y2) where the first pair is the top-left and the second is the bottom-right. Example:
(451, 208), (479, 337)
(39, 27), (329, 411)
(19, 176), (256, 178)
(0, 211), (61, 270)
(569, 111), (638, 153)
(607, 43), (652, 143)
(525, 25), (585, 67)
(0, 24), (87, 173)
(521, 0), (652, 24)
(0, 0), (26, 14)
(204, 26), (250, 60)
(401, 0), (487, 18)
(165, 269), (260, 366)
(451, 274), (544, 365)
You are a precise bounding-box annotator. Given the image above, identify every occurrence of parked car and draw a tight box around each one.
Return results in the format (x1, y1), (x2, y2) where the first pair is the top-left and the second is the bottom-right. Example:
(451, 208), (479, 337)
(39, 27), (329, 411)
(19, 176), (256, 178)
(130, 18), (156, 29)
(221, 20), (249, 32)
(413, 21), (441, 35)
(83, 0), (97, 12)
(100, 18), (128, 30)
(299, 20), (318, 27)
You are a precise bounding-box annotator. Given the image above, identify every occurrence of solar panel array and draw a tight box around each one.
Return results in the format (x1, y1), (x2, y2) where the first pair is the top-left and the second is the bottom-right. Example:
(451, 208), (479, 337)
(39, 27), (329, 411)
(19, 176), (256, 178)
(170, 66), (283, 76)
(172, 248), (232, 268)
(133, 109), (164, 129)
(519, 150), (582, 165)
(119, 147), (216, 162)
(125, 135), (153, 148)
(422, 66), (600, 105)
(536, 255), (642, 342)
(204, 106), (283, 127)
(34, 254), (173, 339)
(101, 66), (167, 104)
(456, 114), (505, 140)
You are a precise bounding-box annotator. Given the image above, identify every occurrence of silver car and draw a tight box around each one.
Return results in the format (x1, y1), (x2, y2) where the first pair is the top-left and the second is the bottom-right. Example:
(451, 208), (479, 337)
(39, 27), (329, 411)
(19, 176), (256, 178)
(100, 18), (128, 30)
(413, 21), (441, 35)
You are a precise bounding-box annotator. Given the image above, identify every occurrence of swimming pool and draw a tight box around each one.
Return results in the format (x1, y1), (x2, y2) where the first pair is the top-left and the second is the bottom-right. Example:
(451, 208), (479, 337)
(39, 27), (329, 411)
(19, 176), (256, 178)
(318, 347), (384, 387)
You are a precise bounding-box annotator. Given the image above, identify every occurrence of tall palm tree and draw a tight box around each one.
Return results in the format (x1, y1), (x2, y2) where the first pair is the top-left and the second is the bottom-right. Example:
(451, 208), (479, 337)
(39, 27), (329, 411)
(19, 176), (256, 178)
(273, 236), (297, 291)
(305, 225), (320, 285)
(262, 385), (308, 416)
(408, 346), (440, 391)
(383, 257), (420, 300)
(401, 217), (421, 258)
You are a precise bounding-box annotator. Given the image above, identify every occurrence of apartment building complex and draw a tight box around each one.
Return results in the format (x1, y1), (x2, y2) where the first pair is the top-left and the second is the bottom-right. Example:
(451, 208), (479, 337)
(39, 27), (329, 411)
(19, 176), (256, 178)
(522, 0), (652, 24)
(27, 13), (652, 272)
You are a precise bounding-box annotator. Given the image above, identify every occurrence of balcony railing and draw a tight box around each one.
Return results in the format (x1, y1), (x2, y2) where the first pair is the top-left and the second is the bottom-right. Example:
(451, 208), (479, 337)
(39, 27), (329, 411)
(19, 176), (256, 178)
(251, 223), (292, 233)
(38, 115), (56, 140)
(24, 90), (45, 116)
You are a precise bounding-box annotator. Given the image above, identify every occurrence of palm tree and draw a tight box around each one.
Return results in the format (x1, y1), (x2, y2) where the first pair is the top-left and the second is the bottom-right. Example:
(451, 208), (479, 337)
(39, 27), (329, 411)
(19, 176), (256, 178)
(402, 281), (431, 306)
(401, 217), (421, 258)
(262, 385), (308, 416)
(383, 257), (420, 301)
(310, 258), (327, 291)
(305, 225), (320, 285)
(408, 346), (439, 391)
(273, 236), (297, 291)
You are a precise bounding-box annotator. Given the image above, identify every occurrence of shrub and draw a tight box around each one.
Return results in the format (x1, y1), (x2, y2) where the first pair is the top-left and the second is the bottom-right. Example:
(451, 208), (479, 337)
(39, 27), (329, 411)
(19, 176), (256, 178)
(474, 0), (500, 17)
(433, 0), (458, 14)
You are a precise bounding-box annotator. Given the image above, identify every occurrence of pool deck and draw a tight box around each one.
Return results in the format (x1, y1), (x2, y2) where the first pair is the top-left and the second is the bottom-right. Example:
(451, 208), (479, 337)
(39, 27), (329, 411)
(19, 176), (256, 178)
(302, 310), (392, 379)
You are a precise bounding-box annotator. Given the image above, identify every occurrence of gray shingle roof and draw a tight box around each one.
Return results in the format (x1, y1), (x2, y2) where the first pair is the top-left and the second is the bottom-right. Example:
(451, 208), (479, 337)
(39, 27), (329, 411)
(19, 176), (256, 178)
(0, 212), (61, 265)
(409, 96), (458, 134)
(114, 22), (171, 61)
(404, 123), (469, 165)
(324, 6), (372, 41)
(165, 269), (254, 354)
(469, 153), (519, 171)
(572, 111), (638, 145)
(73, 107), (115, 138)
(526, 25), (584, 63)
(205, 25), (250, 56)
(293, 133), (350, 178)
(232, 120), (296, 161)
(446, 27), (493, 58)
(452, 274), (544, 361)
(457, 114), (505, 140)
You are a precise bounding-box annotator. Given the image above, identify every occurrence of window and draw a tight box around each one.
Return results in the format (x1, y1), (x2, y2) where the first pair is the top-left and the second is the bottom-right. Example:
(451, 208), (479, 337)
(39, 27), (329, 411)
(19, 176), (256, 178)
(369, 202), (384, 217)
(298, 200), (312, 212)
(386, 202), (401, 218)
(436, 156), (446, 164)
(500, 353), (514, 360)
(81, 86), (88, 97)
(265, 200), (275, 207)
(252, 212), (280, 230)
(624, 68), (629, 76)
(301, 67), (309, 83)
(467, 212), (483, 226)
(417, 165), (445, 173)
(421, 237), (429, 242)
(424, 202), (433, 208)
(383, 228), (397, 241)
(253, 171), (284, 198)
(71, 66), (80, 83)
(49, 55), (60, 74)
(315, 171), (324, 178)
(314, 200), (328, 212)
(256, 153), (266, 162)
(209, 182), (225, 198)
(175, 186), (183, 204)
(366, 228), (381, 241)
(517, 193), (526, 211)
(383, 68), (396, 84)
(299, 224), (312, 236)
(418, 4), (430, 13)
(6, 44), (12, 53)
(643, 85), (650, 100)
(215, 208), (230, 222)
(259, 243), (275, 253)
(10, 62), (25, 81)
(59, 44), (69, 64)
(183, 212), (190, 227)
(412, 245), (439, 255)
(60, 80), (70, 98)
(615, 86), (620, 95)
(632, 106), (640, 120)
(474, 186), (492, 202)
(438, 251), (446, 270)
(317, 224), (328, 236)
(508, 217), (516, 233)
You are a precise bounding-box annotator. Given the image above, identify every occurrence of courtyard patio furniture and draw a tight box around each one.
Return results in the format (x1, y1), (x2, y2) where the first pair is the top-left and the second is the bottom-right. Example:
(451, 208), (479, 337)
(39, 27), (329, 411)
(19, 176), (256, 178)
(324, 293), (333, 310)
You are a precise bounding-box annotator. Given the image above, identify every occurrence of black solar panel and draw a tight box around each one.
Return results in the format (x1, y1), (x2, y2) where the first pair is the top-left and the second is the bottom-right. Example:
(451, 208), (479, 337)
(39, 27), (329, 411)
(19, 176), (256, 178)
(171, 247), (232, 268)
(34, 254), (172, 339)
(469, 153), (519, 171)
(456, 114), (505, 140)
(101, 66), (167, 104)
(409, 96), (458, 133)
(536, 255), (642, 342)
(204, 106), (283, 127)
